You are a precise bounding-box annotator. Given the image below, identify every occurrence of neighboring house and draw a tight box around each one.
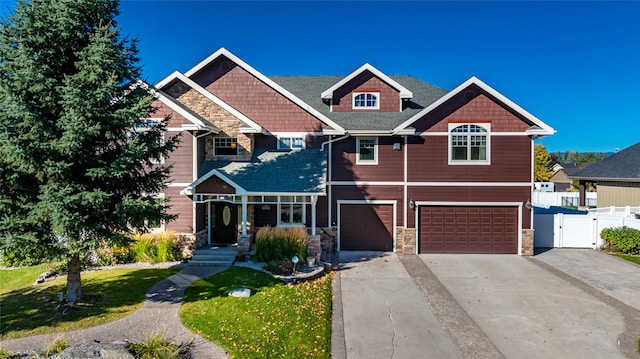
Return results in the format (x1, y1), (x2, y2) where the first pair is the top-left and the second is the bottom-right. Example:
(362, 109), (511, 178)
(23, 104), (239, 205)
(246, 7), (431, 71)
(549, 162), (594, 191)
(149, 48), (555, 255)
(572, 142), (640, 207)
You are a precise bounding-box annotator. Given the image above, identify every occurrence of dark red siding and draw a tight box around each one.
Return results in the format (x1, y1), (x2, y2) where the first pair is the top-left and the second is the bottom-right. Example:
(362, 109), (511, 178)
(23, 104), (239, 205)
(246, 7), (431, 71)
(331, 71), (400, 112)
(165, 130), (194, 184)
(190, 58), (328, 133)
(419, 206), (518, 254)
(331, 136), (405, 182)
(195, 176), (236, 194)
(406, 136), (532, 183)
(165, 187), (194, 233)
(151, 99), (189, 128)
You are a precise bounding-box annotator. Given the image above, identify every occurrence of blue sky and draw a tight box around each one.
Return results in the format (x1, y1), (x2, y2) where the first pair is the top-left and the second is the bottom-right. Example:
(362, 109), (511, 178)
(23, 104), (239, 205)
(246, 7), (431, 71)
(1, 1), (639, 153)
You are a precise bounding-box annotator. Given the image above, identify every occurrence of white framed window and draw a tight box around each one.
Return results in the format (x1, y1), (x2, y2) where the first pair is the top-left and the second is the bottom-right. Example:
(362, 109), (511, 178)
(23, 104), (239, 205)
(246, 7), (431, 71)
(448, 123), (490, 164)
(278, 203), (305, 225)
(277, 136), (305, 150)
(352, 92), (380, 109)
(356, 137), (378, 165)
(214, 137), (238, 156)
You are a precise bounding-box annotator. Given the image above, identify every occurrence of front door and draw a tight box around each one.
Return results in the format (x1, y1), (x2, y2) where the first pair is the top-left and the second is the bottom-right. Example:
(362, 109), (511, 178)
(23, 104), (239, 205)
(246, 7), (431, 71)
(213, 203), (238, 244)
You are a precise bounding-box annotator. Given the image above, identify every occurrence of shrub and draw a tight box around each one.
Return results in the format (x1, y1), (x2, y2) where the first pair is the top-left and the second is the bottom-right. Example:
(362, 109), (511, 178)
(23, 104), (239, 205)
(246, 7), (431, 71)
(46, 337), (70, 357)
(601, 226), (640, 254)
(264, 259), (294, 275)
(0, 347), (12, 359)
(255, 226), (307, 263)
(130, 231), (180, 263)
(129, 333), (182, 359)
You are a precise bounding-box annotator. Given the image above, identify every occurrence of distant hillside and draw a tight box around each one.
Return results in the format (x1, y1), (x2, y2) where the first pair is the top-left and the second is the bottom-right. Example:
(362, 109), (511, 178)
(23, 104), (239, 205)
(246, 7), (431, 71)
(550, 151), (612, 165)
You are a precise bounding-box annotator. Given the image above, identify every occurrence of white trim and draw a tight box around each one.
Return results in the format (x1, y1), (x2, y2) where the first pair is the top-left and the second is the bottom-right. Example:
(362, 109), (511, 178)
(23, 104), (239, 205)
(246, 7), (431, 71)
(337, 200), (397, 252)
(321, 63), (412, 100)
(356, 136), (378, 165)
(330, 181), (532, 187)
(167, 182), (193, 187)
(184, 169), (247, 196)
(403, 135), (408, 229)
(414, 201), (523, 255)
(419, 131), (534, 137)
(170, 47), (346, 134)
(392, 76), (555, 136)
(269, 131), (324, 137)
(166, 127), (189, 132)
(352, 91), (380, 110)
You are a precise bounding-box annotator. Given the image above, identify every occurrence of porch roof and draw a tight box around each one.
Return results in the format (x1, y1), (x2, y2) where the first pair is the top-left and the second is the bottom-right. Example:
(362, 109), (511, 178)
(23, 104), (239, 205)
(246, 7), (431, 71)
(193, 149), (327, 195)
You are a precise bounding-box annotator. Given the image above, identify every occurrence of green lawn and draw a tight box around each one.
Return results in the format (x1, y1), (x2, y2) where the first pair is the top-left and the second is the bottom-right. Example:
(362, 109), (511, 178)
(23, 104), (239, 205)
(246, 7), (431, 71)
(612, 253), (640, 266)
(180, 266), (332, 359)
(0, 265), (181, 339)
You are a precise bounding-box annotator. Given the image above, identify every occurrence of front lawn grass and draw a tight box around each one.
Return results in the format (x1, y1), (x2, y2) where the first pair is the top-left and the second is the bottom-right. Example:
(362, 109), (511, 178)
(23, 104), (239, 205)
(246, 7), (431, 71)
(612, 253), (640, 266)
(0, 265), (181, 339)
(180, 266), (332, 359)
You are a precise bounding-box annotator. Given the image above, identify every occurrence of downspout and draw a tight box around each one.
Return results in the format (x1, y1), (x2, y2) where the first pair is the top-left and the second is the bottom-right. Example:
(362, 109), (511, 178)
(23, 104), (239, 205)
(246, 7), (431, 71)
(320, 133), (350, 151)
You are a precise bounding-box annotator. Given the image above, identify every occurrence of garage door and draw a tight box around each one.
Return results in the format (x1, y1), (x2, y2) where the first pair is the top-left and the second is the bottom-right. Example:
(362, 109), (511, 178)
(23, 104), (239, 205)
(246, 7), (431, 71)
(419, 206), (518, 254)
(340, 204), (393, 251)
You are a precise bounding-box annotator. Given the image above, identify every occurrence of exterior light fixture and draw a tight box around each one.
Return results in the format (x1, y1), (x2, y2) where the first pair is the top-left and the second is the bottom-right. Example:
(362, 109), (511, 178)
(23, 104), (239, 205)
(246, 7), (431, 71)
(409, 199), (415, 210)
(393, 142), (401, 151)
(291, 255), (299, 272)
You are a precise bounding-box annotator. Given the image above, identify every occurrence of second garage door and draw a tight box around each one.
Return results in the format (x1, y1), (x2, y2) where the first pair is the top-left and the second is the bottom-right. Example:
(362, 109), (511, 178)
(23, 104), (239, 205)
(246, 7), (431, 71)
(340, 204), (394, 251)
(419, 206), (518, 254)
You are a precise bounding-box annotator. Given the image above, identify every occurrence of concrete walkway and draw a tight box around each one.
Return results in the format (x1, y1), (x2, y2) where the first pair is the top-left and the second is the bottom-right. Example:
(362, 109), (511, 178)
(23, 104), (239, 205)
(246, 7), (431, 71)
(0, 266), (230, 359)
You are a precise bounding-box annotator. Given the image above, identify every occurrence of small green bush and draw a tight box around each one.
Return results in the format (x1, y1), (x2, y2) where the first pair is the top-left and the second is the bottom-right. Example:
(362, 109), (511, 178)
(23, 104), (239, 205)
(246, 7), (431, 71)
(601, 226), (640, 254)
(0, 347), (12, 359)
(254, 226), (307, 263)
(46, 337), (70, 357)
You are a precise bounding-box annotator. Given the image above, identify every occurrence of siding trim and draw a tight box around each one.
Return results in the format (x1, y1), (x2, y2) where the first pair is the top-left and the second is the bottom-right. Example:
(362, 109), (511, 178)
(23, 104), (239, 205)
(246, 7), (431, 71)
(418, 132), (535, 137)
(414, 201), (523, 255)
(330, 181), (532, 187)
(337, 200), (397, 252)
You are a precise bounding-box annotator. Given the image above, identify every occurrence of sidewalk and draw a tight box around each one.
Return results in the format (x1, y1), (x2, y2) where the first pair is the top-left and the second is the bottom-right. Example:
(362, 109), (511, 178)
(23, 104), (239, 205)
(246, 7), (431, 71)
(0, 266), (230, 359)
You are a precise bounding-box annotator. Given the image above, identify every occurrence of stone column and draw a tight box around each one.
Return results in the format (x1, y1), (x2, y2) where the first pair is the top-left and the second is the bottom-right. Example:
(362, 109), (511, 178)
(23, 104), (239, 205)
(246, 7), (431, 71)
(237, 234), (253, 260)
(521, 229), (534, 256)
(307, 234), (321, 265)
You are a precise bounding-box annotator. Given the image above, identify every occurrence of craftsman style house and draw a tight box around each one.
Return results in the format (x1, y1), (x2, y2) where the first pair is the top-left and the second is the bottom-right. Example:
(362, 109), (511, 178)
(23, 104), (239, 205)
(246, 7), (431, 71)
(149, 48), (555, 255)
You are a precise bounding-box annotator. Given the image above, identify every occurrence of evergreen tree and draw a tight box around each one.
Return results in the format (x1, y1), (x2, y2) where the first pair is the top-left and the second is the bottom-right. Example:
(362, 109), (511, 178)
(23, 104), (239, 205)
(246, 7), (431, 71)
(0, 0), (178, 302)
(534, 144), (552, 182)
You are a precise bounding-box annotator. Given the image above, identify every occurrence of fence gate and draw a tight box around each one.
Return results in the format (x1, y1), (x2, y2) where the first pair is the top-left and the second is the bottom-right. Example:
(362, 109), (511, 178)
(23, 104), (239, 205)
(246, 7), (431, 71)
(554, 213), (597, 248)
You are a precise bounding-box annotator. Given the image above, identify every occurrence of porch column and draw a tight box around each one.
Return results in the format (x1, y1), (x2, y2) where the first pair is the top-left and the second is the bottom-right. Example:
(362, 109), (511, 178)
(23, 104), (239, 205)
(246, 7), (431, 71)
(207, 201), (212, 245)
(241, 195), (248, 235)
(311, 195), (318, 236)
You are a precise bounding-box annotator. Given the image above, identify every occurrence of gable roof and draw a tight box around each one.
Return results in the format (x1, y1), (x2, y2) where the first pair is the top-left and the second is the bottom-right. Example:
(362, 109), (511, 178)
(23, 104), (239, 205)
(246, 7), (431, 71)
(571, 142), (640, 182)
(391, 76), (556, 136)
(271, 75), (447, 133)
(186, 149), (327, 195)
(320, 63), (413, 101)
(159, 47), (346, 135)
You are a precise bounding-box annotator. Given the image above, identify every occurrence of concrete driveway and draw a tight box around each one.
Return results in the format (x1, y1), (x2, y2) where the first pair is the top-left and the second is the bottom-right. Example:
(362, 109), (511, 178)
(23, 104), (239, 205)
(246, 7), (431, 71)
(422, 253), (625, 359)
(334, 249), (636, 359)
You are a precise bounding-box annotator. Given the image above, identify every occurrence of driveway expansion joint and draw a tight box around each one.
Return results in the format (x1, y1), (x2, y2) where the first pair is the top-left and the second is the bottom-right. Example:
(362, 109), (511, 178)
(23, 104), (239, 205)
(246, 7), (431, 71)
(398, 255), (505, 359)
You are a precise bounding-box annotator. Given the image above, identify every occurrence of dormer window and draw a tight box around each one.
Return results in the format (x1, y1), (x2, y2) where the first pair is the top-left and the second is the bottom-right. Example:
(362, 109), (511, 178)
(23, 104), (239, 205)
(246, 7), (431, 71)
(352, 91), (379, 109)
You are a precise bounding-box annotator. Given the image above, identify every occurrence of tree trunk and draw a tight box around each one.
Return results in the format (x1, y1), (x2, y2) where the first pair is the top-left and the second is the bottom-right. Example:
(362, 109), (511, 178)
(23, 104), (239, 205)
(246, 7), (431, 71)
(66, 254), (82, 303)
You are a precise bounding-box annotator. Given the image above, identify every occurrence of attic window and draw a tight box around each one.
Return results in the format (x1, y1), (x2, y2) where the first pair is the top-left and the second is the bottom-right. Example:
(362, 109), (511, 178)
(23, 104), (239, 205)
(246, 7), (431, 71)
(352, 92), (379, 109)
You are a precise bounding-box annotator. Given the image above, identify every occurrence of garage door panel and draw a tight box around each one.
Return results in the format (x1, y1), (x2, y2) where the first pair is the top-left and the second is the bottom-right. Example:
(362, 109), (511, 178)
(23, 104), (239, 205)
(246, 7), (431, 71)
(340, 204), (393, 251)
(419, 206), (518, 254)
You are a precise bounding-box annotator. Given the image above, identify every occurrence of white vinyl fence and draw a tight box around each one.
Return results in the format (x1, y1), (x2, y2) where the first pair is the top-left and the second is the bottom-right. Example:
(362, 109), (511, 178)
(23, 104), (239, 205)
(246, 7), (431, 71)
(534, 206), (640, 249)
(532, 191), (597, 207)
